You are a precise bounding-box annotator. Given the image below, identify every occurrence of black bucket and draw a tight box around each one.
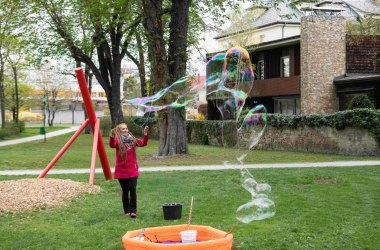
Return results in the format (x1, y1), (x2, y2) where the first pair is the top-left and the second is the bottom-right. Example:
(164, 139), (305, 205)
(162, 203), (182, 220)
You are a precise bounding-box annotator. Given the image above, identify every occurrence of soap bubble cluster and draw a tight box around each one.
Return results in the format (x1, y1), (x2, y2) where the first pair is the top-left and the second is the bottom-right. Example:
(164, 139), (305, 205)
(236, 168), (275, 223)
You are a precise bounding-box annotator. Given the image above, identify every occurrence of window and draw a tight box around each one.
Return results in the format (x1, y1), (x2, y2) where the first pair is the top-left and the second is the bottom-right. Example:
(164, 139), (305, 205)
(280, 56), (290, 77)
(259, 34), (265, 43)
(257, 60), (265, 80)
(274, 97), (300, 115)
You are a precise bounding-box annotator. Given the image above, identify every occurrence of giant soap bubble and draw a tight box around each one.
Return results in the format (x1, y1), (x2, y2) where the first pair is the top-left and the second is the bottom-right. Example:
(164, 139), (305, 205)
(125, 46), (274, 223)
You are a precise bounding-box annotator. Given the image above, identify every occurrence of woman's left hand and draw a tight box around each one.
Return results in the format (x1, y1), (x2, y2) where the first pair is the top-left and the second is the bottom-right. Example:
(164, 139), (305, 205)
(144, 126), (149, 135)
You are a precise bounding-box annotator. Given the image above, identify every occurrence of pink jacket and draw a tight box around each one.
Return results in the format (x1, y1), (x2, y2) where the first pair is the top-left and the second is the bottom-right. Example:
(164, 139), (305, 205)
(109, 135), (148, 179)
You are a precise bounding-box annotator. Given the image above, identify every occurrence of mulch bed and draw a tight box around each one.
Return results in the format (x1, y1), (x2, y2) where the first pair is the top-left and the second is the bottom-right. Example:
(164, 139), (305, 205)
(0, 178), (102, 213)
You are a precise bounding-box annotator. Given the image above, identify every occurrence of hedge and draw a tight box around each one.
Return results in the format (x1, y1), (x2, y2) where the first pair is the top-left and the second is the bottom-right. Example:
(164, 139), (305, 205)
(99, 109), (380, 148)
(267, 109), (380, 146)
(0, 121), (25, 139)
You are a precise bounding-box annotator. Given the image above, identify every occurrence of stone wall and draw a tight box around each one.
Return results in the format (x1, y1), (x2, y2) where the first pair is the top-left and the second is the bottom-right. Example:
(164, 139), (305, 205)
(247, 126), (380, 156)
(187, 124), (380, 156)
(300, 16), (346, 114)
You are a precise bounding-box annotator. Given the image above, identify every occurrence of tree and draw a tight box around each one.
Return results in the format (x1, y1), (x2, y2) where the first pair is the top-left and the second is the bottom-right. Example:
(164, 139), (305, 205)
(25, 0), (144, 126)
(30, 65), (70, 126)
(0, 2), (15, 127)
(4, 80), (33, 121)
(6, 38), (29, 123)
(23, 0), (257, 156)
(125, 24), (148, 98)
(220, 6), (262, 48)
(123, 75), (140, 100)
(141, 0), (245, 156)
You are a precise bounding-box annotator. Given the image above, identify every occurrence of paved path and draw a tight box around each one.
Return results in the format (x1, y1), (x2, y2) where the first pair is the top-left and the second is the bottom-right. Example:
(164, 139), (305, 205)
(1, 161), (379, 176)
(0, 126), (80, 147)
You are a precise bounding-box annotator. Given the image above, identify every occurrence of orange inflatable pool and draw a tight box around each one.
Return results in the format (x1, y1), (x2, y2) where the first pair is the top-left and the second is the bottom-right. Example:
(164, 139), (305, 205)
(122, 224), (233, 250)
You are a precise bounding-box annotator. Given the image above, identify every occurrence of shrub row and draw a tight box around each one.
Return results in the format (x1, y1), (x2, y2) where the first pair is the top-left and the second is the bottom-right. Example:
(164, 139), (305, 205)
(267, 109), (380, 146)
(99, 109), (380, 147)
(0, 121), (25, 139)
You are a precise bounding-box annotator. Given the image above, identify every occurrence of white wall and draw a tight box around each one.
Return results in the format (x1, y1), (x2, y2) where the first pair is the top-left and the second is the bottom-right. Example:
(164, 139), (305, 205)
(0, 110), (104, 125)
(216, 24), (301, 51)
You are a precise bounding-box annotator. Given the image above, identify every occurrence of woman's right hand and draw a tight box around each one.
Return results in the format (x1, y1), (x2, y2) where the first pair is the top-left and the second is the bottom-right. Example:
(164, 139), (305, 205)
(110, 128), (116, 137)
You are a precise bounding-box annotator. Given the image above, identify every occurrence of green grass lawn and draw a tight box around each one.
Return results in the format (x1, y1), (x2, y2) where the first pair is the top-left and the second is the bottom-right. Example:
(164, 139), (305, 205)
(0, 124), (72, 140)
(0, 166), (379, 249)
(0, 132), (379, 171)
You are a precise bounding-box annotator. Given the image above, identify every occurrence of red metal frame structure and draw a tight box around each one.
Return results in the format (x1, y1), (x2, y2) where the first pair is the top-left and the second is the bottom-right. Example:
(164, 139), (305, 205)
(39, 68), (112, 184)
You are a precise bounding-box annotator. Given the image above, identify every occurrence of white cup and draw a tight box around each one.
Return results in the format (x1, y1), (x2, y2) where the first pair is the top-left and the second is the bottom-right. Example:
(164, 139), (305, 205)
(180, 230), (197, 243)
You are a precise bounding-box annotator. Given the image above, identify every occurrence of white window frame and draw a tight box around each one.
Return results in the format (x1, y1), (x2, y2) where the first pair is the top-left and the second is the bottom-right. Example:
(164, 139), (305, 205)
(280, 56), (290, 77)
(257, 60), (265, 80)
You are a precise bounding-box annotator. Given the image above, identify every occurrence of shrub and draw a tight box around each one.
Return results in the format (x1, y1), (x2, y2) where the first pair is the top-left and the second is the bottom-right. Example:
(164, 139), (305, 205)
(187, 120), (236, 146)
(99, 116), (112, 136)
(0, 128), (11, 139)
(347, 94), (375, 110)
(0, 121), (25, 139)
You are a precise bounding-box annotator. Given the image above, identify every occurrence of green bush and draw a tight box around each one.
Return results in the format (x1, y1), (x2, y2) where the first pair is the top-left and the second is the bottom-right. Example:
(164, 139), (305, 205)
(99, 116), (112, 136)
(347, 94), (375, 110)
(187, 120), (236, 146)
(0, 121), (25, 139)
(0, 128), (11, 139)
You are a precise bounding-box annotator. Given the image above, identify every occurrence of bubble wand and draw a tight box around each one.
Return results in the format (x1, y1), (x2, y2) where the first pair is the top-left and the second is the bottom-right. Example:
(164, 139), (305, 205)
(187, 196), (194, 230)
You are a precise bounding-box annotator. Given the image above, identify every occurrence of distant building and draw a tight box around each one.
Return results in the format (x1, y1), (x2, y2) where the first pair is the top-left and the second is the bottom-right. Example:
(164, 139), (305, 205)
(206, 0), (380, 119)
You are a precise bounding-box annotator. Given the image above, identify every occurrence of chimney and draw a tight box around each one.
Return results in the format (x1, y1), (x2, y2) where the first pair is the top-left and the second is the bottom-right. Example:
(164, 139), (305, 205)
(300, 16), (346, 114)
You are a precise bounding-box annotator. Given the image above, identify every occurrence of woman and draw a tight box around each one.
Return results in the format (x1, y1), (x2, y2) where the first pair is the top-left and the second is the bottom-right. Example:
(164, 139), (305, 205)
(109, 123), (149, 218)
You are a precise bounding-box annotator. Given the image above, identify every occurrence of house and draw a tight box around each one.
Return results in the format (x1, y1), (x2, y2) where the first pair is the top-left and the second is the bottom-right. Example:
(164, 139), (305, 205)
(206, 0), (380, 119)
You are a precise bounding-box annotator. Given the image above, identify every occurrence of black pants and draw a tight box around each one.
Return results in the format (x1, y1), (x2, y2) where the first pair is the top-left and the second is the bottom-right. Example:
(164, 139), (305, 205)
(118, 177), (138, 214)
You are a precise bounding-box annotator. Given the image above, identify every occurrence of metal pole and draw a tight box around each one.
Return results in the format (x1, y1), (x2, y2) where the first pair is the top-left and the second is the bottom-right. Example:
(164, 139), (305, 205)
(75, 68), (112, 180)
(39, 119), (90, 178)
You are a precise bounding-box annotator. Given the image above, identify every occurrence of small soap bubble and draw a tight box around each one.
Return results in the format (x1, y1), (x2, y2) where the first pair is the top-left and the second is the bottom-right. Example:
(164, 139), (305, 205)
(256, 183), (271, 194)
(236, 197), (275, 223)
(237, 168), (275, 223)
(242, 177), (258, 197)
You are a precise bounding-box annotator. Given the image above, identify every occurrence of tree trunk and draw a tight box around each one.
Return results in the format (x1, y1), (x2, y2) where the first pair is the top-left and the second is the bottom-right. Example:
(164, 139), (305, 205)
(142, 0), (192, 156)
(142, 0), (169, 156)
(0, 54), (5, 128)
(160, 0), (192, 155)
(136, 31), (147, 97)
(71, 103), (76, 124)
(11, 65), (19, 123)
(48, 109), (56, 127)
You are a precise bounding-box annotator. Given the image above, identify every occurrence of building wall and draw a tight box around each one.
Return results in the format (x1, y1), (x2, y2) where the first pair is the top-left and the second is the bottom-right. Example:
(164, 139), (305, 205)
(300, 16), (346, 114)
(346, 35), (380, 73)
(216, 24), (301, 52)
(250, 24), (300, 44)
